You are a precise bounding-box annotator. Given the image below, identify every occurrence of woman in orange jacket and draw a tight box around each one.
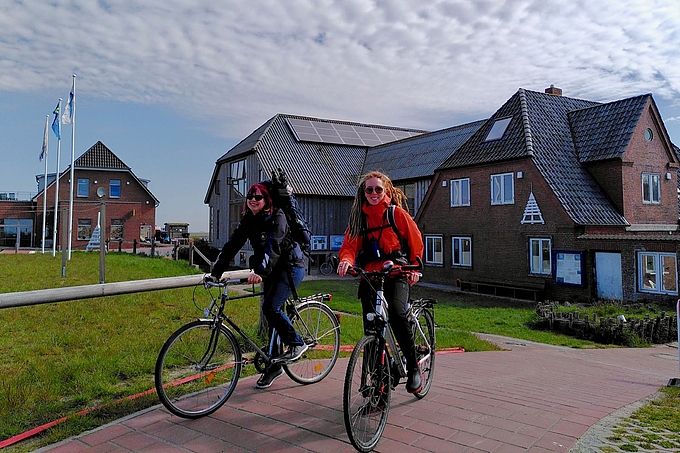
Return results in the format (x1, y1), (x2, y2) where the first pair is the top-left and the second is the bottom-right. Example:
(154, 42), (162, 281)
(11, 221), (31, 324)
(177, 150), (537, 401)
(337, 171), (425, 394)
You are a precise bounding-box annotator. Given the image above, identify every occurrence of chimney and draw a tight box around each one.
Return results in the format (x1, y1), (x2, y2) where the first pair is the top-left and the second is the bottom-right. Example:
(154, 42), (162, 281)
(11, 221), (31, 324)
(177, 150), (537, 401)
(545, 84), (562, 96)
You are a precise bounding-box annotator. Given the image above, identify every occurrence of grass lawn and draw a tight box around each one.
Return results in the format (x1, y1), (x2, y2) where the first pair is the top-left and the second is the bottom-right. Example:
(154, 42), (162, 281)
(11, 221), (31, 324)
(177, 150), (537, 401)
(0, 252), (673, 451)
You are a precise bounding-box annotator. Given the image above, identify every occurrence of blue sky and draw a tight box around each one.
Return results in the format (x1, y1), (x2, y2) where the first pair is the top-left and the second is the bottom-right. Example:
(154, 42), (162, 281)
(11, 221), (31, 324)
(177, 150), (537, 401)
(1, 0), (679, 232)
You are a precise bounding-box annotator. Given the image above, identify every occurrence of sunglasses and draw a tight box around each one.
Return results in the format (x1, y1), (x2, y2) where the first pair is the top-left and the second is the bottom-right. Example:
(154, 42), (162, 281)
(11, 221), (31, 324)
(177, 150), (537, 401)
(246, 194), (264, 201)
(364, 186), (384, 195)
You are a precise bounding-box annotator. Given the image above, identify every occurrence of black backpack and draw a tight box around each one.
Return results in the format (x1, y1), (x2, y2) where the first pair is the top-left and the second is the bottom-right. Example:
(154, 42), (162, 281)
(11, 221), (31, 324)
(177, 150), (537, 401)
(263, 168), (312, 256)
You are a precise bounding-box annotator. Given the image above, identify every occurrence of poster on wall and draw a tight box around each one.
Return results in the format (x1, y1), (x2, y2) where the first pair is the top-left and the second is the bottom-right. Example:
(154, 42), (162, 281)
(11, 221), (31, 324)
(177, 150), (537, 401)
(330, 235), (344, 250)
(311, 236), (328, 251)
(553, 250), (583, 286)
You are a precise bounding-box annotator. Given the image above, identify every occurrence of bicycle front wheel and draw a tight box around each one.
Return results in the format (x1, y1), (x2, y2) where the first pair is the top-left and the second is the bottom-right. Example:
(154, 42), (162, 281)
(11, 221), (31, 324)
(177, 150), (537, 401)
(413, 307), (436, 399)
(285, 301), (340, 384)
(343, 335), (391, 452)
(155, 320), (242, 418)
(319, 261), (334, 275)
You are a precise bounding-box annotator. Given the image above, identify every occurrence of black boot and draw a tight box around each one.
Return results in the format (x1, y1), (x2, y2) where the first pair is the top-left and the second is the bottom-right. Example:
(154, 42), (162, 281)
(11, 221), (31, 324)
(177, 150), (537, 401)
(406, 365), (422, 394)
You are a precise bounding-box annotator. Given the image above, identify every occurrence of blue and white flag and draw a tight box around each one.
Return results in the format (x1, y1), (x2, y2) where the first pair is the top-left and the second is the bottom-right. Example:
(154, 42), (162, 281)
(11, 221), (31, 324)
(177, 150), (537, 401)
(61, 79), (74, 125)
(40, 116), (48, 161)
(51, 102), (61, 140)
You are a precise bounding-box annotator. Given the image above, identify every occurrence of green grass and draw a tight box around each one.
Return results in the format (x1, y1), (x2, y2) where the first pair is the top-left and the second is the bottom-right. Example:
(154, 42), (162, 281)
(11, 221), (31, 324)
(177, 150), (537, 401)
(0, 253), (674, 451)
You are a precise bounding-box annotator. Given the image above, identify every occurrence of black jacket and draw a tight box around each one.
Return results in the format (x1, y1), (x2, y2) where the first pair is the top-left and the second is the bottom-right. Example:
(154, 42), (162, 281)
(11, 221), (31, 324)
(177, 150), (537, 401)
(211, 207), (305, 279)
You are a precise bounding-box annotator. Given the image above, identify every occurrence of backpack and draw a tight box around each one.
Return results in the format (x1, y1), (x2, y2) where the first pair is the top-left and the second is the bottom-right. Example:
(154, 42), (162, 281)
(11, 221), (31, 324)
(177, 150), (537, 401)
(359, 204), (410, 265)
(263, 168), (312, 256)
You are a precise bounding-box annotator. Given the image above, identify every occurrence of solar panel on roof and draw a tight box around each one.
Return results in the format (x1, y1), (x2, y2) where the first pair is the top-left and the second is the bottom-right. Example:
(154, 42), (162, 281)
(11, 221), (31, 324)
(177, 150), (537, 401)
(285, 118), (423, 147)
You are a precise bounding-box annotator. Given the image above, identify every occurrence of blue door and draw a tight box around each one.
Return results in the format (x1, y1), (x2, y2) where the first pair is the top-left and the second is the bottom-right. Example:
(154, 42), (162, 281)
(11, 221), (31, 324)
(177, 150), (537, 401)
(595, 252), (623, 301)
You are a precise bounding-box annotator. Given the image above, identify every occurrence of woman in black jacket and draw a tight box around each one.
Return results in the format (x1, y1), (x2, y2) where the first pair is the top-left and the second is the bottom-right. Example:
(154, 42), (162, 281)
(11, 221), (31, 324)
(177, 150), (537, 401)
(209, 182), (307, 389)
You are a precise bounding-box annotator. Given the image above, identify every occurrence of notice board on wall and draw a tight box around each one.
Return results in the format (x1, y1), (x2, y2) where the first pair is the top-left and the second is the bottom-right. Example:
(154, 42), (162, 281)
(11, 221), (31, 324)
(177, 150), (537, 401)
(553, 251), (583, 286)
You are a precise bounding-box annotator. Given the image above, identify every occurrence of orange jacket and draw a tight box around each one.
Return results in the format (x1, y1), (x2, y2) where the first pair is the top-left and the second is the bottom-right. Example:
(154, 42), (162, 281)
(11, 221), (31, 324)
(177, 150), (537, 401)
(339, 197), (424, 272)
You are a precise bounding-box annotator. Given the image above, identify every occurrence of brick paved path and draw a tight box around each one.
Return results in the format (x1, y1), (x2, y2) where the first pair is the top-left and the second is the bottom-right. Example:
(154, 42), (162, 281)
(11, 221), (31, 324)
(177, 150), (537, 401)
(37, 334), (678, 453)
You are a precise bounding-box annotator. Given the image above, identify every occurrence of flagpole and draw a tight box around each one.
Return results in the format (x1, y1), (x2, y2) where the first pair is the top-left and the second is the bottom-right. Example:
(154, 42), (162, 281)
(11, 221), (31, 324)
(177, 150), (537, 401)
(41, 115), (49, 254)
(52, 99), (62, 257)
(66, 74), (76, 260)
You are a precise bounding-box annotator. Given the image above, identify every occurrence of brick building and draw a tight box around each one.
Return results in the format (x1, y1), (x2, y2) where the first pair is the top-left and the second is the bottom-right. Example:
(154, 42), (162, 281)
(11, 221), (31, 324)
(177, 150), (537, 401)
(0, 141), (159, 251)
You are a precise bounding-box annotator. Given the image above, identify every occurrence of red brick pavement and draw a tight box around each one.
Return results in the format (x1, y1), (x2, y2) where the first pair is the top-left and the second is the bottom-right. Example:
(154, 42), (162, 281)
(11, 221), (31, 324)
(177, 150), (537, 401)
(35, 334), (678, 452)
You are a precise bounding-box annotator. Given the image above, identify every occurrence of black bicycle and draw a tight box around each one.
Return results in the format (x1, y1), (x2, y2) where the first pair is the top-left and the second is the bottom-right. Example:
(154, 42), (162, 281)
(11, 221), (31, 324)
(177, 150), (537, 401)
(342, 261), (436, 452)
(319, 253), (339, 275)
(155, 276), (341, 419)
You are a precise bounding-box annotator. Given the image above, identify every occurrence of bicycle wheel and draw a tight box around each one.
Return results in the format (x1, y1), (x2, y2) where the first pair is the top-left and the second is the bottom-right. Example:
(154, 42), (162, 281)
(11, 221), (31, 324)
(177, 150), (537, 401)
(343, 335), (391, 452)
(285, 301), (340, 384)
(319, 261), (334, 275)
(413, 307), (436, 399)
(155, 320), (242, 418)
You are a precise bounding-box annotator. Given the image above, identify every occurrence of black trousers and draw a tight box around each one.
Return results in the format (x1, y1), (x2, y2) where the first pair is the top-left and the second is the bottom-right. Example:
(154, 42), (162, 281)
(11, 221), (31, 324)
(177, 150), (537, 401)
(358, 276), (417, 370)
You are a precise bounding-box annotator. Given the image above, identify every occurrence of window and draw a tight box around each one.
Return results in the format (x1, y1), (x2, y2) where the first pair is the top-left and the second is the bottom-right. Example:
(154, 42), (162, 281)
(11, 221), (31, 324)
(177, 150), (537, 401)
(638, 252), (677, 295)
(215, 178), (221, 195)
(395, 183), (415, 216)
(485, 117), (512, 141)
(230, 159), (247, 196)
(451, 237), (472, 267)
(425, 236), (443, 265)
(530, 238), (551, 275)
(450, 179), (470, 207)
(77, 219), (92, 240)
(77, 178), (89, 197)
(491, 173), (514, 205)
(645, 128), (653, 141)
(642, 173), (660, 204)
(110, 219), (124, 239)
(110, 179), (121, 198)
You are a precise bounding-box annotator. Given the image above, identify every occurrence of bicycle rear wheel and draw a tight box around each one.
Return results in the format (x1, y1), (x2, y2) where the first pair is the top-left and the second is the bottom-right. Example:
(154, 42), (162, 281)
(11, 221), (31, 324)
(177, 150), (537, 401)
(413, 307), (436, 399)
(285, 301), (340, 384)
(343, 335), (391, 452)
(155, 320), (242, 418)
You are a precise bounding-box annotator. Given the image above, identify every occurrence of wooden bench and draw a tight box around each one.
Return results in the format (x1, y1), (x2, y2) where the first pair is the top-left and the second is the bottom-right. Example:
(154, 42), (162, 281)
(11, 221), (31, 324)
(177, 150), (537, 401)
(460, 279), (545, 301)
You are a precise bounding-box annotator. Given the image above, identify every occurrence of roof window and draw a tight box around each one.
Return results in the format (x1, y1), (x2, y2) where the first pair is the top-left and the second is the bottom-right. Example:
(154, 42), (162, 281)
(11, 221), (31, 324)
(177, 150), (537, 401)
(485, 117), (512, 142)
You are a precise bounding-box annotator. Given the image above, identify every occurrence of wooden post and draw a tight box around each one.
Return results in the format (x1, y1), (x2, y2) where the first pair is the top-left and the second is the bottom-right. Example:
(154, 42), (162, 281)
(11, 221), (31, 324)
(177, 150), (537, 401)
(133, 239), (137, 254)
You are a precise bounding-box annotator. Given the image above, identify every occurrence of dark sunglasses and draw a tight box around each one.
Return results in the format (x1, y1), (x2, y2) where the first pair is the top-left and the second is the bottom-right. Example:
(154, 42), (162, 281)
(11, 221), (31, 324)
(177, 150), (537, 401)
(364, 186), (384, 195)
(246, 194), (264, 201)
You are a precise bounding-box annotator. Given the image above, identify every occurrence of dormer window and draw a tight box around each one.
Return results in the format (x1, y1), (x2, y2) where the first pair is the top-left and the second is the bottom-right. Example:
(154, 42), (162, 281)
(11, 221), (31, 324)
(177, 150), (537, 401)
(485, 117), (512, 141)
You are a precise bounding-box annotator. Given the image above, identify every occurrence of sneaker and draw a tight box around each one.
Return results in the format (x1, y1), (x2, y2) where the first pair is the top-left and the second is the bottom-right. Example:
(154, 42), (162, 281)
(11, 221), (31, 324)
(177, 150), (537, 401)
(271, 343), (308, 364)
(255, 366), (283, 389)
(406, 366), (422, 394)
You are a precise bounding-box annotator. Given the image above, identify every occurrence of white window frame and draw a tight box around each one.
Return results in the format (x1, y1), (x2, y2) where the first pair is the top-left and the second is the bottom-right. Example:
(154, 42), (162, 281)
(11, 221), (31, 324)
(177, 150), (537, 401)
(450, 178), (470, 207)
(451, 236), (472, 267)
(642, 172), (661, 204)
(425, 235), (443, 265)
(230, 159), (247, 196)
(530, 238), (551, 275)
(77, 178), (89, 197)
(638, 252), (678, 295)
(110, 179), (121, 198)
(491, 172), (514, 205)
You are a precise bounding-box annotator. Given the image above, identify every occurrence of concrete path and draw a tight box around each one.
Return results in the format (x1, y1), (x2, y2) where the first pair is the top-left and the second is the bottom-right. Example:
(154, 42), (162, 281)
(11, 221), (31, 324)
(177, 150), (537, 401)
(36, 334), (679, 453)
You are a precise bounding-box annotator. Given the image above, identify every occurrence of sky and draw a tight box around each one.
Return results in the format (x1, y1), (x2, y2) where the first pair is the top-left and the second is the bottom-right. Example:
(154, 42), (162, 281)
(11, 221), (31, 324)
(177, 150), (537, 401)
(1, 0), (680, 233)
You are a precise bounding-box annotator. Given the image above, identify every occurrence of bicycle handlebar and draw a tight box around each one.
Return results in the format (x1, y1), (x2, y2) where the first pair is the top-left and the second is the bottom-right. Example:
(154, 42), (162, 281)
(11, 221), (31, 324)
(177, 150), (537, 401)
(203, 276), (250, 288)
(347, 257), (423, 279)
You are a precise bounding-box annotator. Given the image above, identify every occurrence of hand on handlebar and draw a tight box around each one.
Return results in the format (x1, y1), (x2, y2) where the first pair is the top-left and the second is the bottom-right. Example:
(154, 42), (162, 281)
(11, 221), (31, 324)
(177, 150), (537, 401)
(337, 261), (353, 277)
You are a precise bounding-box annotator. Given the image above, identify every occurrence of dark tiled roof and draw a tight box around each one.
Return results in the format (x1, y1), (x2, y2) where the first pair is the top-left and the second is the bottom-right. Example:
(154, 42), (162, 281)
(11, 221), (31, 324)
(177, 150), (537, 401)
(570, 95), (650, 162)
(439, 89), (629, 226)
(74, 141), (130, 169)
(215, 114), (426, 197)
(363, 120), (486, 181)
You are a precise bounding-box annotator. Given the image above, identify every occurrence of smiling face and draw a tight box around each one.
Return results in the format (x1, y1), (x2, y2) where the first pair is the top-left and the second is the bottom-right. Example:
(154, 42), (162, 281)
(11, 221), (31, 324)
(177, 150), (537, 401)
(363, 177), (385, 206)
(246, 189), (266, 214)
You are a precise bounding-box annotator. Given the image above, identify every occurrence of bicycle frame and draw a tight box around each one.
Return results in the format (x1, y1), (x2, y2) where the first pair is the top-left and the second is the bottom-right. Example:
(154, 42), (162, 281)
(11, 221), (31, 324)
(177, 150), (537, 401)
(368, 275), (408, 381)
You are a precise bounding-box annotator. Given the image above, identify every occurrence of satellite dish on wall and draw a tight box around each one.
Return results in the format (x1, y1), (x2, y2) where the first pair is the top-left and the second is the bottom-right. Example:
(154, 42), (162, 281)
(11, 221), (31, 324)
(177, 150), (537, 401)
(96, 187), (106, 198)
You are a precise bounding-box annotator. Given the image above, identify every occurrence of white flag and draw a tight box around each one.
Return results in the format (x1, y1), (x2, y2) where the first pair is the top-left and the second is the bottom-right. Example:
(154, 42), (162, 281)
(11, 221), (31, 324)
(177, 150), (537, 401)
(61, 79), (74, 124)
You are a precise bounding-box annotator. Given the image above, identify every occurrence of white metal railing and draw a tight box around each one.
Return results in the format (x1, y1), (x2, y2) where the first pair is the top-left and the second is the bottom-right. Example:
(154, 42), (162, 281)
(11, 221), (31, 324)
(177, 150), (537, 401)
(0, 269), (251, 310)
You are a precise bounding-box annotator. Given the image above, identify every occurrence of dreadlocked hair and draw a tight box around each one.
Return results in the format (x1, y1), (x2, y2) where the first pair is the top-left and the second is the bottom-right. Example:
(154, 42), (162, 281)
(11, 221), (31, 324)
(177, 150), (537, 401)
(346, 171), (409, 238)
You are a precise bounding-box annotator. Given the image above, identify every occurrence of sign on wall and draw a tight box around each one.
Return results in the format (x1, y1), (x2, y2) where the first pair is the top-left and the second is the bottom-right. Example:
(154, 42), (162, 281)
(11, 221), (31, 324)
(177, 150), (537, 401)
(330, 235), (344, 250)
(553, 250), (583, 286)
(311, 235), (328, 251)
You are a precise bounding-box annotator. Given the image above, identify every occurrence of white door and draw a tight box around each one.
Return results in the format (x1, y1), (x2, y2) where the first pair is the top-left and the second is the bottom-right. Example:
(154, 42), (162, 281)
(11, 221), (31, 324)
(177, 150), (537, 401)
(595, 252), (623, 301)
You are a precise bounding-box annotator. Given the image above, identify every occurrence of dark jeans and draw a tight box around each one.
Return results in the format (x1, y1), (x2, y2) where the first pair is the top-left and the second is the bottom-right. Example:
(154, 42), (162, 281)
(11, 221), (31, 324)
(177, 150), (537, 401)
(261, 266), (305, 347)
(359, 276), (417, 369)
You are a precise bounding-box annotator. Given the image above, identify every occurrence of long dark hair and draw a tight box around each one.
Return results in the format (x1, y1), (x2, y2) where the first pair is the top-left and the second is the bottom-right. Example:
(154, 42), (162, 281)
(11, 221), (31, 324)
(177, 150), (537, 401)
(346, 171), (408, 238)
(242, 183), (273, 216)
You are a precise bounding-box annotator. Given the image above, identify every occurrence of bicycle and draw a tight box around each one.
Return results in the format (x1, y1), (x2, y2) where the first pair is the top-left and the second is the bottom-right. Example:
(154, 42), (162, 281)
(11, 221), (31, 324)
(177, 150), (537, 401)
(155, 275), (341, 419)
(342, 260), (436, 452)
(319, 252), (339, 275)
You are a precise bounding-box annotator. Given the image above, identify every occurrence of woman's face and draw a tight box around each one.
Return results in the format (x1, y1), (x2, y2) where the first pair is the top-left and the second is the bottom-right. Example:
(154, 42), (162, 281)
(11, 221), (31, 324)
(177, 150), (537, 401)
(246, 189), (266, 214)
(363, 177), (385, 206)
